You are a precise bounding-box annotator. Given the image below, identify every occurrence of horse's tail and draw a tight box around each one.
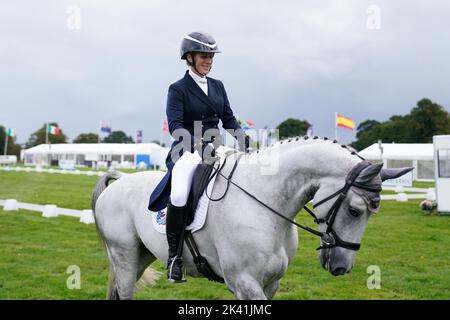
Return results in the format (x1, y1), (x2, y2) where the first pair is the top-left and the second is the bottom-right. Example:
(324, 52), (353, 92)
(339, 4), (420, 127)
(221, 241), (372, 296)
(91, 171), (162, 299)
(91, 171), (123, 214)
(91, 171), (123, 300)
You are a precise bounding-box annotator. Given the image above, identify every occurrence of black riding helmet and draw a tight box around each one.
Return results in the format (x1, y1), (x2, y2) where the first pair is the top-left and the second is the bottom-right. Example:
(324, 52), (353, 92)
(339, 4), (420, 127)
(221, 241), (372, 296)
(180, 32), (221, 60)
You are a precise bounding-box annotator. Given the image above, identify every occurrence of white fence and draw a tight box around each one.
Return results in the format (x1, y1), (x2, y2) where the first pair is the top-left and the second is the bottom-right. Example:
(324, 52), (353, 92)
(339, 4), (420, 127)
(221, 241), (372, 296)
(0, 199), (94, 224)
(380, 187), (435, 202)
(0, 167), (436, 225)
(0, 166), (106, 177)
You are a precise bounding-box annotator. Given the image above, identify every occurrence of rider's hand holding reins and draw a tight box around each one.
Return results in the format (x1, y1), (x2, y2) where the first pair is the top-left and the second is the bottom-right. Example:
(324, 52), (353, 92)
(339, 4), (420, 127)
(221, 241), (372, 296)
(203, 143), (218, 165)
(244, 135), (251, 153)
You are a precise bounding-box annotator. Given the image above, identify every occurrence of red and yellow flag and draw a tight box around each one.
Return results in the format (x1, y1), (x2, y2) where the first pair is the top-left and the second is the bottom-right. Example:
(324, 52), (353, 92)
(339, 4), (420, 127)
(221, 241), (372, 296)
(336, 114), (355, 130)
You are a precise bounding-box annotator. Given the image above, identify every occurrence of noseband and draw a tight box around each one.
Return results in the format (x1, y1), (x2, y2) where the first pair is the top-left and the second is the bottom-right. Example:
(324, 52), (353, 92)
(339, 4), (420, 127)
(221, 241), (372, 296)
(208, 155), (381, 252)
(302, 161), (382, 251)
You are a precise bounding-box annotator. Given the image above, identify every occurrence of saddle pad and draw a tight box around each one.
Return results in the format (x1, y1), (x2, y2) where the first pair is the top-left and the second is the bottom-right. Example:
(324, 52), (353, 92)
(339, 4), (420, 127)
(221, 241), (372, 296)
(151, 146), (236, 234)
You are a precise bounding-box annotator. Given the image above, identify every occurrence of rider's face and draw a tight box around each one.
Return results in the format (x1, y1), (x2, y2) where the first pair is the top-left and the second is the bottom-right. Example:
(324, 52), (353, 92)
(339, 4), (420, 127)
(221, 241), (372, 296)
(188, 52), (214, 76)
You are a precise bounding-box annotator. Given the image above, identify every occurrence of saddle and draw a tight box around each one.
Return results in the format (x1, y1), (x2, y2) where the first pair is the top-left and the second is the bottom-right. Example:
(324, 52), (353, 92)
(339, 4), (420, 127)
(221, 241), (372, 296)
(184, 162), (215, 226)
(180, 150), (243, 284)
(178, 161), (225, 283)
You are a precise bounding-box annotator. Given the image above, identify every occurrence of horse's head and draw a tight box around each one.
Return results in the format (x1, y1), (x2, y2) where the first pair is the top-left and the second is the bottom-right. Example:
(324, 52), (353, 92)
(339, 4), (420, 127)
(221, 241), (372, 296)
(312, 161), (413, 276)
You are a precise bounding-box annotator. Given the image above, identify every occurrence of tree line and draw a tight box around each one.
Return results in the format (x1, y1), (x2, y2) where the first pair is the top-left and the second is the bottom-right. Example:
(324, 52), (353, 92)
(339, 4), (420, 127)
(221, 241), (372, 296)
(351, 98), (450, 150)
(0, 123), (137, 159)
(276, 98), (450, 151)
(25, 124), (135, 146)
(2, 97), (449, 159)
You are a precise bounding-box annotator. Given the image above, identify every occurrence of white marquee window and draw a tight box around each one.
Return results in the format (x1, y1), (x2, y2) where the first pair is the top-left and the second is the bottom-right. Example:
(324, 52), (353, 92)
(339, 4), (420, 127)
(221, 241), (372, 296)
(111, 154), (121, 162)
(123, 154), (134, 162)
(417, 160), (434, 180)
(387, 159), (413, 168)
(438, 149), (450, 178)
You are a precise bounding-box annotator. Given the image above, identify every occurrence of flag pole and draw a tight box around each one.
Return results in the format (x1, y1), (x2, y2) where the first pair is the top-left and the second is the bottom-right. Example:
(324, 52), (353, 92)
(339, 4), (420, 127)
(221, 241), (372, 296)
(334, 112), (338, 141)
(98, 121), (101, 144)
(46, 123), (49, 145)
(46, 123), (52, 166)
(3, 129), (8, 156)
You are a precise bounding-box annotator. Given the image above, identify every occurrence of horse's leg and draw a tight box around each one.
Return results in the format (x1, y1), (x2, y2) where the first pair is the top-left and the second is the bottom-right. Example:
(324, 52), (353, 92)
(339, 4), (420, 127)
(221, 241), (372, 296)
(135, 243), (161, 292)
(108, 244), (140, 300)
(232, 273), (268, 300)
(136, 243), (157, 280)
(264, 280), (280, 300)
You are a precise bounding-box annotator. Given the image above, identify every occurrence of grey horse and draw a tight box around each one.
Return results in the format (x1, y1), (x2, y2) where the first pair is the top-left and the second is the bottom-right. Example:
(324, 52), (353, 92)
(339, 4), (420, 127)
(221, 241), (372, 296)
(91, 137), (412, 300)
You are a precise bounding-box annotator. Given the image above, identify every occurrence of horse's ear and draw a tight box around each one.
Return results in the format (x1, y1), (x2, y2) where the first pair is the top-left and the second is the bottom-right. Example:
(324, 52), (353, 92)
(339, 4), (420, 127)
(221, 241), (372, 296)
(356, 162), (384, 184)
(380, 167), (414, 182)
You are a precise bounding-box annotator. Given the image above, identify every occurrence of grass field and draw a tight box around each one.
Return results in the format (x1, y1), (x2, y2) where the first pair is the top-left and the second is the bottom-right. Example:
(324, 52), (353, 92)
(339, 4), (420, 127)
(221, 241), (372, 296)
(1, 170), (449, 300)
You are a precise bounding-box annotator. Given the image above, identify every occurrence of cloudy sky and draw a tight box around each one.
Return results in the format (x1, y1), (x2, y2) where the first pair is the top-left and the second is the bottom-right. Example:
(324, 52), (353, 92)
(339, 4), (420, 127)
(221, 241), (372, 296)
(1, 0), (449, 146)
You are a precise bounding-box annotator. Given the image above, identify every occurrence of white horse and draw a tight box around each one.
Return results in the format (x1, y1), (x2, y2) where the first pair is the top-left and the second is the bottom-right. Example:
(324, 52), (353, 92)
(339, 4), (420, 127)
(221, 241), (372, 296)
(92, 137), (412, 300)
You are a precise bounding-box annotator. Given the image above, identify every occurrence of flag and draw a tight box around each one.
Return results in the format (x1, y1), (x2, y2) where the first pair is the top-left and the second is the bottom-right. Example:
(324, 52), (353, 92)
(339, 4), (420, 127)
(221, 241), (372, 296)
(47, 124), (61, 135)
(136, 130), (143, 143)
(336, 114), (355, 130)
(239, 119), (255, 130)
(6, 128), (16, 137)
(100, 123), (112, 133)
(161, 119), (169, 133)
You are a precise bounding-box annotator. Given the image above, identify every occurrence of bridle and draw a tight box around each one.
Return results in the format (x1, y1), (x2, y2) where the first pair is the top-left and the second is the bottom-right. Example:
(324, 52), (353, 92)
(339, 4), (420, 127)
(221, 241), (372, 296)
(302, 160), (382, 251)
(206, 154), (381, 252)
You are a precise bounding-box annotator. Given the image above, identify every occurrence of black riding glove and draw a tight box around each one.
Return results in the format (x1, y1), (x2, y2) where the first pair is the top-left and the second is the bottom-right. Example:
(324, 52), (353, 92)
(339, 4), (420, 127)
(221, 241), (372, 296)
(202, 143), (217, 165)
(244, 135), (251, 153)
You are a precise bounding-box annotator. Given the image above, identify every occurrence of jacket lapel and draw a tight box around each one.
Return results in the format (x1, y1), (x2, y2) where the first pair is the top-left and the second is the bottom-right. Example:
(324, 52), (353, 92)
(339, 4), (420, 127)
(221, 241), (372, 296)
(206, 80), (223, 115)
(184, 71), (220, 115)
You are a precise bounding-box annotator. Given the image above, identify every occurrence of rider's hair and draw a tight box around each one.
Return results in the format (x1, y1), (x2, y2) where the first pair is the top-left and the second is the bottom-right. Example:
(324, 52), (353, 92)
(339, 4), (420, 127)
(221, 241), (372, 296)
(185, 53), (195, 67)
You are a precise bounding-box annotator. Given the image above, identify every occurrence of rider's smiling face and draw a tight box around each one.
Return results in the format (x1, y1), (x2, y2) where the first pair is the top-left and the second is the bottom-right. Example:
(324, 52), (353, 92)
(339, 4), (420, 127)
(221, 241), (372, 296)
(187, 52), (214, 76)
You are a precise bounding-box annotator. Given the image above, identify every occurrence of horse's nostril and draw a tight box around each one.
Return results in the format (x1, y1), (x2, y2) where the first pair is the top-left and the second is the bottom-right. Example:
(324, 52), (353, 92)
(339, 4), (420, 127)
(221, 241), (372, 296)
(331, 267), (347, 276)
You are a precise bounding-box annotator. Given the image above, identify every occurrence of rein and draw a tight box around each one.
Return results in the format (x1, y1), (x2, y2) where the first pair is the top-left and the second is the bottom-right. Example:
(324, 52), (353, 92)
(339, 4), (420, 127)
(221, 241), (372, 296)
(205, 152), (381, 251)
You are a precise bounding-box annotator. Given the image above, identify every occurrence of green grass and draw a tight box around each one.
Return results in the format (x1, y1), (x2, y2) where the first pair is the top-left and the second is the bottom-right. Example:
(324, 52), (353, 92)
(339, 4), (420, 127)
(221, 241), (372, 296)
(0, 171), (97, 209)
(412, 181), (435, 188)
(1, 171), (449, 299)
(0, 210), (108, 299)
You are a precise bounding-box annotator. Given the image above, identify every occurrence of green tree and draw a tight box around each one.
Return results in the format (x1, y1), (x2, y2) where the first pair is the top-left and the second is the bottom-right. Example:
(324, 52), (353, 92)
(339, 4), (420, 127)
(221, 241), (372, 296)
(151, 140), (166, 147)
(356, 120), (380, 138)
(0, 126), (21, 158)
(351, 98), (450, 151)
(379, 115), (412, 143)
(351, 120), (381, 151)
(408, 98), (450, 142)
(276, 118), (311, 139)
(26, 123), (68, 148)
(73, 133), (100, 143)
(103, 131), (134, 143)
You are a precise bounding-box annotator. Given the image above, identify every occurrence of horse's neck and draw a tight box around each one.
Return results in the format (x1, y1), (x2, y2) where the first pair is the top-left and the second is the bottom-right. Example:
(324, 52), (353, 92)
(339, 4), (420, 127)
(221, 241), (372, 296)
(241, 140), (359, 222)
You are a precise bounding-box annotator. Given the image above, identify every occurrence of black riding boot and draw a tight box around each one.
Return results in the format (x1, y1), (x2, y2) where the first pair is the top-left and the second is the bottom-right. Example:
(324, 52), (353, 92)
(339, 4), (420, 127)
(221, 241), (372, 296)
(166, 201), (188, 282)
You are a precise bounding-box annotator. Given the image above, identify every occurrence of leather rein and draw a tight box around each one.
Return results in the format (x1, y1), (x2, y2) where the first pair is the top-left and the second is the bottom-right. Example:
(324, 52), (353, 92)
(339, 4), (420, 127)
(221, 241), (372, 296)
(206, 153), (381, 252)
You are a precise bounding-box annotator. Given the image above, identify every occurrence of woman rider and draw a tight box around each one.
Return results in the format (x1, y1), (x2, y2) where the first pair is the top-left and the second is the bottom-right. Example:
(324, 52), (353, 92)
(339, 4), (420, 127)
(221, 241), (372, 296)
(148, 32), (249, 282)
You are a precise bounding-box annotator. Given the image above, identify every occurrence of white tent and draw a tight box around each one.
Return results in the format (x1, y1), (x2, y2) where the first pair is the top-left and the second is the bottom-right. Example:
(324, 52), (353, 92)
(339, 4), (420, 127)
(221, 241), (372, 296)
(22, 143), (170, 170)
(359, 143), (434, 181)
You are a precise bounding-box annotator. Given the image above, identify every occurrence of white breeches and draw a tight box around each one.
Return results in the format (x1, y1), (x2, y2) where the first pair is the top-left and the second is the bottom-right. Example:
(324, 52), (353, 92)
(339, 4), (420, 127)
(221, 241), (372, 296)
(170, 150), (202, 207)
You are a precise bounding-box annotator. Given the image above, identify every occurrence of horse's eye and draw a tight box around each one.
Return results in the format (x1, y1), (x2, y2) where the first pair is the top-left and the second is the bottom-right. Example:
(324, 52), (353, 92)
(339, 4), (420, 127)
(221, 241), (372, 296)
(349, 207), (362, 218)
